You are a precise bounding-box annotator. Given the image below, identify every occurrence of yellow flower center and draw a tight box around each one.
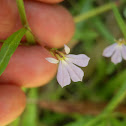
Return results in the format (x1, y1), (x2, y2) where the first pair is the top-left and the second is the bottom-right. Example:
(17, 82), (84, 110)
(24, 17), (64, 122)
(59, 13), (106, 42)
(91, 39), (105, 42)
(49, 48), (66, 61)
(117, 39), (126, 45)
(56, 53), (66, 61)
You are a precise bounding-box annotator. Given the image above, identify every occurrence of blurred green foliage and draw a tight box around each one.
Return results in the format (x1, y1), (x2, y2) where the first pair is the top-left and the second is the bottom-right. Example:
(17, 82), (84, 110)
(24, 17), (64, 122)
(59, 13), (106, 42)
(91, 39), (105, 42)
(9, 0), (126, 126)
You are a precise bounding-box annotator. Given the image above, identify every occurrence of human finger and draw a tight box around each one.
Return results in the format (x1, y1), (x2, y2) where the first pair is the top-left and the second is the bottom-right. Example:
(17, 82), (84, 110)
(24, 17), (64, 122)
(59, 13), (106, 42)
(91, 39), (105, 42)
(0, 0), (75, 48)
(29, 0), (64, 4)
(0, 45), (57, 87)
(0, 85), (26, 126)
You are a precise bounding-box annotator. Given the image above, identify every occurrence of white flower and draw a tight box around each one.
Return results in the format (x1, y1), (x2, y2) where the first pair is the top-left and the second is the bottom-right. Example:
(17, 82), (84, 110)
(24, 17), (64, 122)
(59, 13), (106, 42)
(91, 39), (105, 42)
(103, 39), (126, 64)
(46, 45), (90, 87)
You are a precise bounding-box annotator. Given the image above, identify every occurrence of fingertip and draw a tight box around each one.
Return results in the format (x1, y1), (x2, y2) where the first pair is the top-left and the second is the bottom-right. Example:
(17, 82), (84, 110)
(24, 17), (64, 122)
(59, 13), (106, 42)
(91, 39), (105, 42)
(30, 0), (64, 4)
(0, 45), (57, 88)
(0, 0), (75, 48)
(0, 85), (26, 126)
(25, 1), (75, 48)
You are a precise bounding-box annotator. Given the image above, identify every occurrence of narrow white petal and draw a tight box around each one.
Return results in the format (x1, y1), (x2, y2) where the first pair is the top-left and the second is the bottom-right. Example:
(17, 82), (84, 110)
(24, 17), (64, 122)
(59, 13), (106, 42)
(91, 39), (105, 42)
(121, 45), (126, 60)
(103, 43), (117, 57)
(111, 49), (122, 64)
(57, 61), (71, 87)
(65, 62), (84, 82)
(46, 58), (59, 64)
(64, 45), (70, 54)
(66, 54), (90, 67)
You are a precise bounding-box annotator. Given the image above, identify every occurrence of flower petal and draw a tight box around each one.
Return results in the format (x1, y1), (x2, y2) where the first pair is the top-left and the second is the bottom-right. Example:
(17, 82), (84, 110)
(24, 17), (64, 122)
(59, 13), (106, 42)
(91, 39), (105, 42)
(111, 49), (122, 64)
(66, 54), (90, 67)
(65, 62), (84, 82)
(121, 45), (126, 60)
(57, 61), (71, 87)
(46, 58), (59, 64)
(103, 43), (117, 57)
(64, 45), (70, 54)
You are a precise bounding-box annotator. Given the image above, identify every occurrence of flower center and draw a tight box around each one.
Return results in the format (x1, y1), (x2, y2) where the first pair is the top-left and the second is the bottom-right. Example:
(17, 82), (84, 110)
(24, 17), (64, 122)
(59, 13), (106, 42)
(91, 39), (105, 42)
(47, 47), (67, 61)
(56, 52), (66, 61)
(117, 38), (126, 45)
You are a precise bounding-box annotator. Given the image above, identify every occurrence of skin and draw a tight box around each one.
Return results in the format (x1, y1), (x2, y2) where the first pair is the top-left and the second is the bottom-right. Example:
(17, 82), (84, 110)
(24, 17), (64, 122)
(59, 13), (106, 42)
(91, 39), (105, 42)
(0, 0), (75, 125)
(30, 0), (64, 4)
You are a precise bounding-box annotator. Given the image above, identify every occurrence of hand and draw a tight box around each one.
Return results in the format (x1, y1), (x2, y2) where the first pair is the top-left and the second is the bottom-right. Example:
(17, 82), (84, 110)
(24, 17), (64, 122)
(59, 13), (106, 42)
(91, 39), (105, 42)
(0, 0), (75, 125)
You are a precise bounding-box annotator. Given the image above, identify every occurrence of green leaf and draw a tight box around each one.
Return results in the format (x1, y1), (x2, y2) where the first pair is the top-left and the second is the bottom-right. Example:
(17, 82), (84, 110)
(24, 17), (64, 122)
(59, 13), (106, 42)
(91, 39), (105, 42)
(0, 28), (26, 75)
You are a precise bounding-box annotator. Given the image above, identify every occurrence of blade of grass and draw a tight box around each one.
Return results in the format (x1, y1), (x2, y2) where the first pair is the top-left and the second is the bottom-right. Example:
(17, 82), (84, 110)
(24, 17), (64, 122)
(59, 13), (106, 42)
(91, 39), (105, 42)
(0, 28), (26, 75)
(103, 82), (126, 113)
(112, 3), (126, 39)
(92, 17), (115, 43)
(83, 81), (126, 126)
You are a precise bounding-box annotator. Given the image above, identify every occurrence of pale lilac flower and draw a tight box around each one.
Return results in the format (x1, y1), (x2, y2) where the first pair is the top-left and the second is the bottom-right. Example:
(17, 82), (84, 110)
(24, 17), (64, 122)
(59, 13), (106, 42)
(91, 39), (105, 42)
(46, 45), (90, 87)
(103, 39), (126, 64)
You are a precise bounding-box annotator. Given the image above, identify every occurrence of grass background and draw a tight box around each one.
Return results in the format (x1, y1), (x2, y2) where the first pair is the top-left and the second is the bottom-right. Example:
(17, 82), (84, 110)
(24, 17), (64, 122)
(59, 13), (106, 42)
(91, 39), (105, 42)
(8, 0), (126, 125)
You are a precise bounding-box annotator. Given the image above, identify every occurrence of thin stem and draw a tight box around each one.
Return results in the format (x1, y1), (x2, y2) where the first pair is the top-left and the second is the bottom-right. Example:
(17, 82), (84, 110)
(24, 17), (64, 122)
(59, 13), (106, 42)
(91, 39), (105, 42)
(85, 113), (107, 126)
(84, 81), (126, 126)
(16, 0), (35, 44)
(16, 0), (28, 26)
(103, 82), (126, 114)
(112, 3), (126, 39)
(74, 3), (114, 23)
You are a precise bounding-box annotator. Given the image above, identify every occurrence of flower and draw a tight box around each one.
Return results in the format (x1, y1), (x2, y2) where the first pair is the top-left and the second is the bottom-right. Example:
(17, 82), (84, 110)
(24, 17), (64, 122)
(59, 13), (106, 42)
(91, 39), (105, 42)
(103, 39), (126, 64)
(46, 45), (90, 87)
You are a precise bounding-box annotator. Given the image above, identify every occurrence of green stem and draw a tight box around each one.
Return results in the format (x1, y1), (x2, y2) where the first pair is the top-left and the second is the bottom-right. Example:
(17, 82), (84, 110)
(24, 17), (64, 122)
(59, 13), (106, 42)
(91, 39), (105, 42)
(112, 3), (126, 39)
(84, 114), (106, 126)
(16, 0), (35, 44)
(103, 82), (126, 114)
(74, 3), (114, 23)
(74, 1), (126, 40)
(16, 0), (28, 26)
(84, 81), (126, 126)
